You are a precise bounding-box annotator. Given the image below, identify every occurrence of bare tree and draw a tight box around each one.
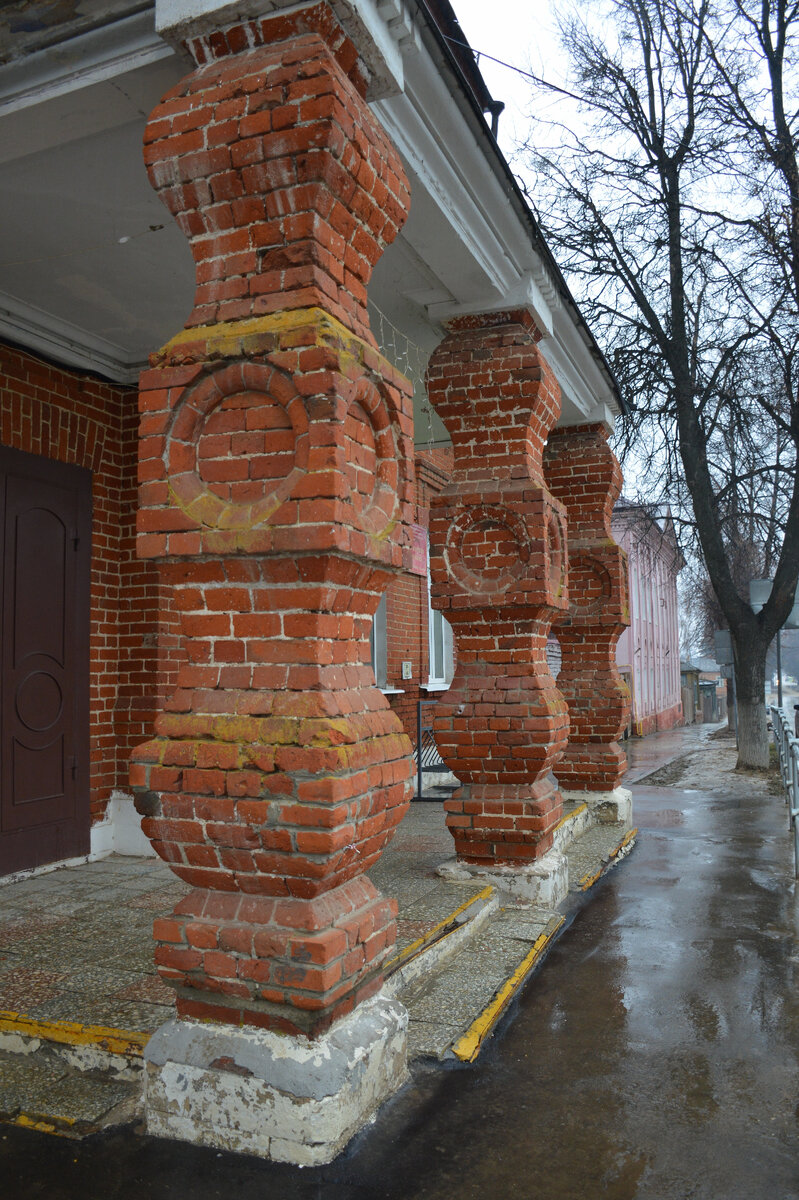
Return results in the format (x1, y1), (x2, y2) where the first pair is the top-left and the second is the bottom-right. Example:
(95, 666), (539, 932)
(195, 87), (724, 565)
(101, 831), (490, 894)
(521, 0), (799, 766)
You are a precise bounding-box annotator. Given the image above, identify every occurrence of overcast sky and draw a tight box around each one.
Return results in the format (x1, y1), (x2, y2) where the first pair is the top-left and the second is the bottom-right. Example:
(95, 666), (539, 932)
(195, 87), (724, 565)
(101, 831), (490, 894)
(449, 0), (571, 159)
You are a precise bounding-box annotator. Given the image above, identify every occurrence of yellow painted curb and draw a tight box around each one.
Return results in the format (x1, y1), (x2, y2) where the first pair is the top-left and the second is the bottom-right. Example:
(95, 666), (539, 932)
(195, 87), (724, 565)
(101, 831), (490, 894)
(450, 915), (565, 1063)
(614, 828), (639, 855)
(551, 803), (588, 835)
(0, 1011), (149, 1057)
(12, 1114), (65, 1135)
(11, 1112), (77, 1136)
(384, 885), (494, 976)
(579, 828), (638, 891)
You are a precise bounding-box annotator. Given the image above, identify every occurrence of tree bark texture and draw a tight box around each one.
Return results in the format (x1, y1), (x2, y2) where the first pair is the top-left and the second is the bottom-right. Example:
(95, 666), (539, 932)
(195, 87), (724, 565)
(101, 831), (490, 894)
(734, 637), (770, 770)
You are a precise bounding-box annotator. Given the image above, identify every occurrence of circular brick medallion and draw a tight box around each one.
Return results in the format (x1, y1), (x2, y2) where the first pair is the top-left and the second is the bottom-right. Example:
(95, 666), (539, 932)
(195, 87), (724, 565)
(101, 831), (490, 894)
(570, 552), (612, 614)
(445, 505), (530, 595)
(342, 377), (400, 536)
(166, 363), (308, 530)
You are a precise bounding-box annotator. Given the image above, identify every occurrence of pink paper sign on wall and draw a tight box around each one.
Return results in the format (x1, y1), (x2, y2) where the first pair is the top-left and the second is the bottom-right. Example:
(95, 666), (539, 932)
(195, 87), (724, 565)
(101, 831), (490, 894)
(410, 524), (427, 576)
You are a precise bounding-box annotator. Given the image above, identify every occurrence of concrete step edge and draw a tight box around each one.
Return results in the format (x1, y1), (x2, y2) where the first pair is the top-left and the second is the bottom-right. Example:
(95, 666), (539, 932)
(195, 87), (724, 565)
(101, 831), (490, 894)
(383, 886), (499, 997)
(572, 828), (639, 893)
(551, 802), (594, 854)
(0, 1010), (147, 1076)
(447, 914), (566, 1063)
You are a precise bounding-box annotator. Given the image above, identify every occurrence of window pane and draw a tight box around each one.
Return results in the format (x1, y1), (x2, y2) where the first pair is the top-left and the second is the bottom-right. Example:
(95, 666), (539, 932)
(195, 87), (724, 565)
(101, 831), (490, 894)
(432, 608), (444, 679)
(371, 593), (387, 689)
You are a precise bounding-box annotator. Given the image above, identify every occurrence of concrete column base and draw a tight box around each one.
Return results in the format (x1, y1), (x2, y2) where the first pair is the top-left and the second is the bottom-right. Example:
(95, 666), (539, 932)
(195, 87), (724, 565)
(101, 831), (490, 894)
(436, 846), (569, 907)
(561, 786), (633, 826)
(143, 995), (408, 1165)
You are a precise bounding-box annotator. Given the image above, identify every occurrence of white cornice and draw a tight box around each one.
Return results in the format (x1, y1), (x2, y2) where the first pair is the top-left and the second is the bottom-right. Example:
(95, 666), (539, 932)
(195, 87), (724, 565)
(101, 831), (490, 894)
(0, 292), (142, 385)
(0, 10), (176, 117)
(155, 0), (420, 98)
(373, 39), (616, 423)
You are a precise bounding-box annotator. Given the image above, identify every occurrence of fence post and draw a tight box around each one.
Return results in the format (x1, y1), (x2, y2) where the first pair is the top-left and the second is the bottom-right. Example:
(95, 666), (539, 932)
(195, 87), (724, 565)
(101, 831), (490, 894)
(790, 743), (799, 878)
(417, 699), (424, 803)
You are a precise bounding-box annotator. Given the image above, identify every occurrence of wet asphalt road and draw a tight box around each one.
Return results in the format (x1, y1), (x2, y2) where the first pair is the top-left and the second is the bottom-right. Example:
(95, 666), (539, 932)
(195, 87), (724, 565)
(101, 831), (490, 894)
(3, 730), (799, 1199)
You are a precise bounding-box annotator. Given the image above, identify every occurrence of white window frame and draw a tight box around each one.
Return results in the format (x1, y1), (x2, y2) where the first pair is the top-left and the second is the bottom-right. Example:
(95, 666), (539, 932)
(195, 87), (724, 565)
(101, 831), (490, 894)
(424, 544), (453, 690)
(370, 592), (387, 690)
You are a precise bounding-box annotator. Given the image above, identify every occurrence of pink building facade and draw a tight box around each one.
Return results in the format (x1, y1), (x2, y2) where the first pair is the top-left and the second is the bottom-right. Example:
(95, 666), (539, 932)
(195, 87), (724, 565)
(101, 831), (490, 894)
(614, 504), (683, 736)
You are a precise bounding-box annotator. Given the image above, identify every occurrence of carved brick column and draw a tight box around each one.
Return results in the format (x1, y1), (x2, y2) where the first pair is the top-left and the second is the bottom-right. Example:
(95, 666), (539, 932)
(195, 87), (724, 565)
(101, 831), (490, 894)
(425, 311), (570, 871)
(544, 424), (631, 807)
(130, 6), (414, 1045)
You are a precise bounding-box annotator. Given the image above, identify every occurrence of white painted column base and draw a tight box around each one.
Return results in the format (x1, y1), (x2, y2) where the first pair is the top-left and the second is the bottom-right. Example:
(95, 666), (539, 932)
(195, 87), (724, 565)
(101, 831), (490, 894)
(143, 994), (409, 1165)
(560, 786), (633, 826)
(90, 791), (157, 859)
(436, 846), (569, 907)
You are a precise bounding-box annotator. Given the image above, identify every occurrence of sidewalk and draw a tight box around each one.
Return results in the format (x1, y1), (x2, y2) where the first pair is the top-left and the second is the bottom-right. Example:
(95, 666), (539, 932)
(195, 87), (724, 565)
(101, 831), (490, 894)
(0, 727), (701, 1139)
(3, 718), (796, 1197)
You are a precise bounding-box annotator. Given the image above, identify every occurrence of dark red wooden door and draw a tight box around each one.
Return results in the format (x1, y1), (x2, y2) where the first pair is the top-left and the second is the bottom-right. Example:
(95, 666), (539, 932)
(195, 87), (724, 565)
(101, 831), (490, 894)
(0, 446), (91, 876)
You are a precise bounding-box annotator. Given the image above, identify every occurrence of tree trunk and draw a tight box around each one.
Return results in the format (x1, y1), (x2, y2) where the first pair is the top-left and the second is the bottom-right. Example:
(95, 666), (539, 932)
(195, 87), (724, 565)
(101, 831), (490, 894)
(734, 635), (770, 769)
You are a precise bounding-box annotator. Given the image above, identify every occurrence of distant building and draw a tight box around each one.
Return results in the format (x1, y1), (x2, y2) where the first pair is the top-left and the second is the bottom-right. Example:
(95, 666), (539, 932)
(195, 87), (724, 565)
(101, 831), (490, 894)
(691, 656), (728, 723)
(614, 503), (684, 735)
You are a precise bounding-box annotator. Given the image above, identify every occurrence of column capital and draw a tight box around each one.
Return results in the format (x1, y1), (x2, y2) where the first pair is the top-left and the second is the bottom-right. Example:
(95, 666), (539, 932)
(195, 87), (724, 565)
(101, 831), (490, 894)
(154, 0), (416, 99)
(442, 306), (544, 339)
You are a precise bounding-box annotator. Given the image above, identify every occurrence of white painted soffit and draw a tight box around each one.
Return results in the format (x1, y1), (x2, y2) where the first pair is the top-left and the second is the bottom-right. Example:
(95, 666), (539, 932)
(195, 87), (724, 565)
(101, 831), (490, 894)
(0, 292), (142, 384)
(0, 0), (621, 426)
(0, 9), (174, 118)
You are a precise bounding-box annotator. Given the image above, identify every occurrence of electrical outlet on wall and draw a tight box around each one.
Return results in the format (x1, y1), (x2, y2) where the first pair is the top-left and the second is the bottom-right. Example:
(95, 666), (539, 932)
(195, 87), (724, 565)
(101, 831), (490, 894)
(401, 661), (412, 680)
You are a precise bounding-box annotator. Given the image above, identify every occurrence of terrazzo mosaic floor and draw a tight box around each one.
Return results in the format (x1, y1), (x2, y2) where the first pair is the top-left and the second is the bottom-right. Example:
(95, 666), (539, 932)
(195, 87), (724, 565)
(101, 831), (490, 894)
(0, 857), (186, 1032)
(0, 804), (475, 1034)
(0, 798), (637, 1134)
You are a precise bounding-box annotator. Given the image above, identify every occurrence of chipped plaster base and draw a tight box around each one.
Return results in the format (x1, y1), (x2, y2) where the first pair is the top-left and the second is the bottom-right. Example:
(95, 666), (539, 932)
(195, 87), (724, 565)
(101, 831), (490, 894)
(560, 786), (633, 826)
(90, 791), (157, 859)
(436, 846), (569, 906)
(143, 994), (409, 1164)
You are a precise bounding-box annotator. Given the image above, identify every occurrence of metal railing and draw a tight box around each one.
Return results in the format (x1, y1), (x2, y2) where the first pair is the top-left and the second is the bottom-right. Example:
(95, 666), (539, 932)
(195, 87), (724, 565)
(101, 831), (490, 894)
(414, 699), (449, 802)
(769, 706), (799, 878)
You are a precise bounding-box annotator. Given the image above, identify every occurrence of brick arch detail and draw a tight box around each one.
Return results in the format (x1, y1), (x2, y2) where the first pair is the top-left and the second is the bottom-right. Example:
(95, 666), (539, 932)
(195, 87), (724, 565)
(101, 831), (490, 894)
(1, 389), (109, 474)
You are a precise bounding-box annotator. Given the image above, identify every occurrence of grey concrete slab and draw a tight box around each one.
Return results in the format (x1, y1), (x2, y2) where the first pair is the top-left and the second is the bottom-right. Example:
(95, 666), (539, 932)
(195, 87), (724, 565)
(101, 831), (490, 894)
(406, 1019), (464, 1060)
(0, 1048), (138, 1130)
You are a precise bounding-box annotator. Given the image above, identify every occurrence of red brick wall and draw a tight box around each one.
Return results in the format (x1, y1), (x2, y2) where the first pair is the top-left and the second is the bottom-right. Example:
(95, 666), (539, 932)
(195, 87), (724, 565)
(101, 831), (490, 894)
(635, 700), (683, 737)
(0, 342), (159, 824)
(384, 447), (453, 739)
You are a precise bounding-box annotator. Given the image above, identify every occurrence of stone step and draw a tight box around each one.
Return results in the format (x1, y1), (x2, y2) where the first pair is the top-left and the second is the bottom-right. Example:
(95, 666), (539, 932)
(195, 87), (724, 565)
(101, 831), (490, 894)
(384, 884), (499, 995)
(0, 1011), (148, 1076)
(566, 823), (638, 892)
(0, 807), (638, 1137)
(388, 812), (637, 1063)
(552, 798), (594, 853)
(0, 1018), (144, 1137)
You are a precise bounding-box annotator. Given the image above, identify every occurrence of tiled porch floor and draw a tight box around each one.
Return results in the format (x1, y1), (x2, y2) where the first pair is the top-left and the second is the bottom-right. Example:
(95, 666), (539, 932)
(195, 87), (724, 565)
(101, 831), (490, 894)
(0, 803), (478, 1034)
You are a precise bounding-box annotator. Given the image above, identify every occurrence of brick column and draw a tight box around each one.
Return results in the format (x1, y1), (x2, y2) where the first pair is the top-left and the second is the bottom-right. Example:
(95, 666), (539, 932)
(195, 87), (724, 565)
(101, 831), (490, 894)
(425, 311), (570, 876)
(544, 424), (631, 812)
(131, 6), (414, 1046)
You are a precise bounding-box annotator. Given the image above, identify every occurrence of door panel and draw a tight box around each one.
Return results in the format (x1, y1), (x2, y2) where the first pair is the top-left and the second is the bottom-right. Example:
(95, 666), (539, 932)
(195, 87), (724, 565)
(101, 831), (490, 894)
(0, 446), (91, 875)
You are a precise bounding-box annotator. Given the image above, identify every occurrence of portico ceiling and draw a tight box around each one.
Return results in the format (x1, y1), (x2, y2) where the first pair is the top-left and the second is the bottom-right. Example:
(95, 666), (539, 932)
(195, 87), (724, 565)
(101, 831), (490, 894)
(0, 1), (623, 439)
